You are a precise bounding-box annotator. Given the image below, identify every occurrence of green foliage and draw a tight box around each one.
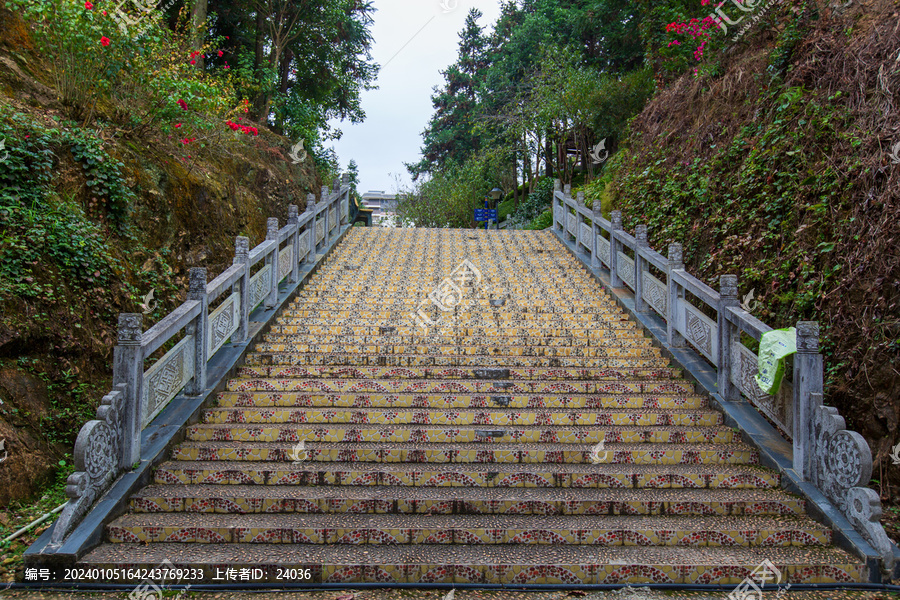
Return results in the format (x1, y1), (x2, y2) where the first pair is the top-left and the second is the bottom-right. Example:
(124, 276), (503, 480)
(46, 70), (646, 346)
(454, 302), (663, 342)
(506, 177), (555, 229)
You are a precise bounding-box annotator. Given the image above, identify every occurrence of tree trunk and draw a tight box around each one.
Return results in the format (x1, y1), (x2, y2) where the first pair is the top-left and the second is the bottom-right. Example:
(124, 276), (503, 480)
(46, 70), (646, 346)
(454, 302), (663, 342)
(190, 0), (207, 69)
(252, 4), (267, 120)
(545, 129), (554, 178)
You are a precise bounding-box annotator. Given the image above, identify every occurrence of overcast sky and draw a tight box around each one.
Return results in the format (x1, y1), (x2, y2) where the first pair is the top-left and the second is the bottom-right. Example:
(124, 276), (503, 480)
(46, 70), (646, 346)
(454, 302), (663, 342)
(325, 0), (504, 195)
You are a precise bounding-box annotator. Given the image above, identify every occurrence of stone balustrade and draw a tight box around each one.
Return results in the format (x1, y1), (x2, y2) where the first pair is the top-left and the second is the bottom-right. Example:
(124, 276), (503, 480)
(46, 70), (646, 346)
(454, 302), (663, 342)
(552, 182), (896, 572)
(46, 174), (351, 550)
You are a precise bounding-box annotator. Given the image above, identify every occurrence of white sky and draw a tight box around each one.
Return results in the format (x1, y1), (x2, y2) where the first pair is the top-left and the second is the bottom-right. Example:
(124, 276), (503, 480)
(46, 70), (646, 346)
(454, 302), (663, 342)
(326, 0), (504, 194)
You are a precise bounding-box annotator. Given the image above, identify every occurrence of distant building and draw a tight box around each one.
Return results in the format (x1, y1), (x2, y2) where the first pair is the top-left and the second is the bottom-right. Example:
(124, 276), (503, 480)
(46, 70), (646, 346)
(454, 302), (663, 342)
(360, 191), (399, 227)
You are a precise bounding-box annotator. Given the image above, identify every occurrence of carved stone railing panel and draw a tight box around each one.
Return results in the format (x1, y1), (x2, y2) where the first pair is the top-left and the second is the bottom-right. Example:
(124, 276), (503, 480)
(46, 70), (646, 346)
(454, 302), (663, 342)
(278, 245), (293, 282)
(616, 251), (635, 290)
(676, 298), (718, 364)
(141, 335), (195, 429)
(248, 264), (271, 311)
(207, 292), (240, 357)
(328, 207), (337, 231)
(597, 235), (610, 268)
(641, 271), (667, 317)
(341, 200), (348, 220)
(315, 219), (325, 243)
(813, 402), (895, 570)
(731, 341), (793, 437)
(47, 385), (127, 549)
(554, 205), (564, 228)
(566, 213), (576, 234)
(579, 223), (592, 249)
(298, 230), (310, 261)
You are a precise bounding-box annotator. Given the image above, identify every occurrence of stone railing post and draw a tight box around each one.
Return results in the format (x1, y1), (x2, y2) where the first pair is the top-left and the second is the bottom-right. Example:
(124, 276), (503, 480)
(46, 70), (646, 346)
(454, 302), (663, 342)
(265, 218), (279, 309)
(609, 210), (623, 287)
(112, 314), (143, 467)
(634, 224), (649, 313)
(288, 204), (300, 284)
(232, 236), (250, 343)
(667, 243), (686, 348)
(552, 179), (561, 232)
(575, 192), (585, 251)
(794, 321), (823, 480)
(591, 199), (602, 269)
(717, 274), (739, 402)
(321, 186), (330, 248)
(184, 267), (208, 396)
(306, 193), (317, 263)
(563, 184), (573, 243)
(341, 173), (350, 226)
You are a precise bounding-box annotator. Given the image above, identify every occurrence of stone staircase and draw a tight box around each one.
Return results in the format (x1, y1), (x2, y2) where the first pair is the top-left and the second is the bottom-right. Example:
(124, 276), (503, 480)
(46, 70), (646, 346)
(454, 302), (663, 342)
(78, 228), (866, 584)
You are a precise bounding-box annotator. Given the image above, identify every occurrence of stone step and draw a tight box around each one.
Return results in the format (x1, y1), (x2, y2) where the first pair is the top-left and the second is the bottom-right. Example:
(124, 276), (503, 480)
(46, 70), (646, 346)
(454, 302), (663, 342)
(128, 485), (801, 516)
(251, 344), (663, 358)
(235, 365), (681, 381)
(107, 513), (831, 547)
(77, 542), (863, 584)
(282, 310), (633, 322)
(269, 324), (642, 338)
(262, 329), (650, 354)
(215, 391), (709, 410)
(186, 423), (737, 445)
(198, 407), (721, 427)
(153, 461), (779, 489)
(171, 441), (753, 464)
(243, 353), (671, 368)
(261, 334), (656, 349)
(224, 377), (691, 395)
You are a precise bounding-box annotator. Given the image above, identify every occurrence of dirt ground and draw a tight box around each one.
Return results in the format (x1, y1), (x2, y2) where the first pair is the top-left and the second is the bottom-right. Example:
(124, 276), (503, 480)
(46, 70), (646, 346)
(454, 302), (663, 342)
(0, 587), (899, 599)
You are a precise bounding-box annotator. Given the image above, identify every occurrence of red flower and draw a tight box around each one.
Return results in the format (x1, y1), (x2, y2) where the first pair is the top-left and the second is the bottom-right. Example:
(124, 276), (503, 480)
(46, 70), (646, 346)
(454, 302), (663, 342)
(102, 10), (107, 15)
(217, 50), (224, 57)
(177, 99), (188, 110)
(190, 59), (196, 65)
(84, 1), (93, 8)
(175, 123), (182, 128)
(100, 36), (110, 46)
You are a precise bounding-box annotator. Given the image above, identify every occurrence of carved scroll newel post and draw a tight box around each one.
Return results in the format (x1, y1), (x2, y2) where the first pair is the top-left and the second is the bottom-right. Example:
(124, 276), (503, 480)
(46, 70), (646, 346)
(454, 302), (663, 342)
(113, 313), (143, 466)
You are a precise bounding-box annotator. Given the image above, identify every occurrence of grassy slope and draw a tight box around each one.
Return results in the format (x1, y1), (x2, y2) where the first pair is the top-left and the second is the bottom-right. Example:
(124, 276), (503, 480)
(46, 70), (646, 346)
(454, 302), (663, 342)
(594, 0), (900, 518)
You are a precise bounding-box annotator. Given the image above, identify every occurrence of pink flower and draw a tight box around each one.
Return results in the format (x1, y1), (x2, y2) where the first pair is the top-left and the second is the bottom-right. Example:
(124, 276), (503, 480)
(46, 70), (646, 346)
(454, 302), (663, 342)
(102, 10), (107, 15)
(217, 50), (224, 57)
(84, 1), (93, 8)
(100, 36), (110, 46)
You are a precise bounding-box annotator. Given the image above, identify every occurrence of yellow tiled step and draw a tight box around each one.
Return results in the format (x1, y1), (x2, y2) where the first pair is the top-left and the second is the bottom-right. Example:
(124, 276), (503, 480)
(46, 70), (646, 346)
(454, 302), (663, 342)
(152, 461), (779, 489)
(215, 391), (708, 410)
(243, 352), (671, 368)
(235, 365), (682, 380)
(107, 513), (831, 547)
(170, 441), (753, 465)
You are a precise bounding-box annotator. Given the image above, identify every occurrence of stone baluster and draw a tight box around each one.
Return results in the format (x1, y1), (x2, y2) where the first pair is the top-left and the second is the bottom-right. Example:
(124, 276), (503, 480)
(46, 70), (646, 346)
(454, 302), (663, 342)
(552, 179), (561, 232)
(321, 186), (330, 248)
(575, 192), (585, 251)
(634, 225), (649, 313)
(265, 218), (279, 309)
(306, 193), (317, 263)
(717, 274), (739, 401)
(233, 236), (250, 343)
(341, 173), (350, 226)
(667, 243), (685, 348)
(609, 210), (623, 287)
(288, 204), (300, 284)
(113, 313), (144, 467)
(591, 199), (602, 269)
(185, 267), (208, 396)
(793, 321), (823, 480)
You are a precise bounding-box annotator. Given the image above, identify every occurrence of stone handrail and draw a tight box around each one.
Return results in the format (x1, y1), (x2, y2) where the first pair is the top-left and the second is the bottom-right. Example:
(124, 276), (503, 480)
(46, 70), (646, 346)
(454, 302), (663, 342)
(46, 174), (351, 550)
(552, 182), (896, 571)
